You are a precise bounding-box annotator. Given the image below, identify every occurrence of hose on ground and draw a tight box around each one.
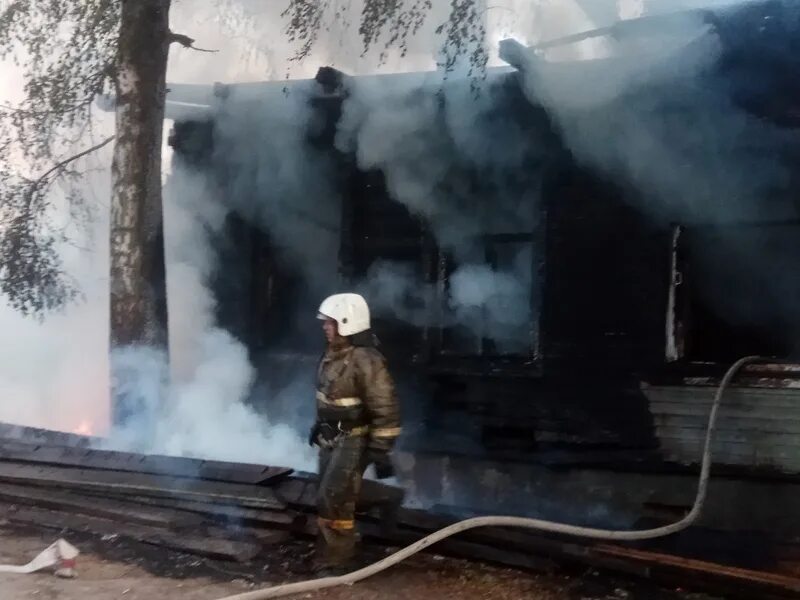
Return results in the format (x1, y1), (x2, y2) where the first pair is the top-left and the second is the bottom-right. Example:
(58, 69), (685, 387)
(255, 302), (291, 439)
(217, 356), (763, 600)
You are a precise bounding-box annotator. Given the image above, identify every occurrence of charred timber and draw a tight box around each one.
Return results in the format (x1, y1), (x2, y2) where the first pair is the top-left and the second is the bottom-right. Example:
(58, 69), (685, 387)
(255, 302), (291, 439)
(0, 438), (292, 485)
(2, 436), (800, 597)
(3, 503), (262, 562)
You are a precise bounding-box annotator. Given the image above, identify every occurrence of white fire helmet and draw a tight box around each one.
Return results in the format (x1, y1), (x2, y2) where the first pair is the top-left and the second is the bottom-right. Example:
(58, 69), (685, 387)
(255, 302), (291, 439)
(317, 293), (371, 337)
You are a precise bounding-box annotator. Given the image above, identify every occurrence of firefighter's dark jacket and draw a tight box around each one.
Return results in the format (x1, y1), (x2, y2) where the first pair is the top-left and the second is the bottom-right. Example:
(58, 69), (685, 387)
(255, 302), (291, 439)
(316, 343), (401, 451)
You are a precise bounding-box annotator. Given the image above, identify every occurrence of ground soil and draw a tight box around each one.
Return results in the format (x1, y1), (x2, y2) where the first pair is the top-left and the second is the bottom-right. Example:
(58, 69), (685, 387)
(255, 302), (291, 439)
(0, 522), (719, 600)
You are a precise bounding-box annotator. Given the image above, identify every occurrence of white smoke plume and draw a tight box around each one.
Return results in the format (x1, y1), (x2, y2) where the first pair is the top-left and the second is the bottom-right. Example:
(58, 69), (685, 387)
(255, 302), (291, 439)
(105, 150), (316, 469)
(0, 3), (336, 469)
(0, 1), (617, 437)
(0, 59), (112, 435)
(0, 0), (523, 463)
(513, 3), (792, 218)
(330, 63), (543, 351)
(509, 1), (800, 347)
(1, 0), (784, 468)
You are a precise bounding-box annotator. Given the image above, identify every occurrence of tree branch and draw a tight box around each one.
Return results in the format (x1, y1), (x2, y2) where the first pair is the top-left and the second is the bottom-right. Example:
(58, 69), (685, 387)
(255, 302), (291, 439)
(27, 135), (115, 200)
(169, 31), (218, 53)
(0, 100), (93, 117)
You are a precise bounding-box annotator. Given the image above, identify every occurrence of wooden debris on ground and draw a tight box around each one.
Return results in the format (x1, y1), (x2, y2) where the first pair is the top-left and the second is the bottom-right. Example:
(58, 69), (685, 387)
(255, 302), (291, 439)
(1, 426), (799, 598)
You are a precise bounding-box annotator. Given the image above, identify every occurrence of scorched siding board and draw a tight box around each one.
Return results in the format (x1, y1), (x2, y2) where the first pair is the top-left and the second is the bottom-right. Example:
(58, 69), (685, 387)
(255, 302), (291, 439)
(645, 385), (800, 473)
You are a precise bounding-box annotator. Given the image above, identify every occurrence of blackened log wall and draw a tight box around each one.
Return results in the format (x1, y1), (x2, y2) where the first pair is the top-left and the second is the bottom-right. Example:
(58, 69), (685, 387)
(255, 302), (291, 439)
(541, 165), (672, 372)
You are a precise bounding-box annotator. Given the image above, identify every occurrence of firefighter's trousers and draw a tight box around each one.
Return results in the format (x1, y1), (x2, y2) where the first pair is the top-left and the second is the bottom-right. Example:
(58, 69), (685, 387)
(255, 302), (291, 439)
(316, 434), (368, 568)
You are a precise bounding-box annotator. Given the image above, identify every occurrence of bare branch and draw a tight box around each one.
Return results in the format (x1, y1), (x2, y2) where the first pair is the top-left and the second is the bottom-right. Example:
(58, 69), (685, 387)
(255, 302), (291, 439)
(169, 30), (218, 53)
(27, 135), (115, 201)
(0, 99), (93, 117)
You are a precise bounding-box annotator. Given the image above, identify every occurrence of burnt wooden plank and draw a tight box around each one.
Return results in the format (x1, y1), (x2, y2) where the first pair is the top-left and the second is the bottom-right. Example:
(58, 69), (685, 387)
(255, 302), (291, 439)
(646, 386), (800, 408)
(3, 503), (263, 562)
(655, 433), (800, 455)
(385, 509), (800, 598)
(366, 506), (800, 597)
(0, 483), (203, 529)
(0, 423), (95, 447)
(0, 461), (286, 510)
(0, 439), (292, 485)
(272, 475), (318, 508)
(295, 513), (558, 573)
(594, 544), (800, 599)
(649, 403), (800, 420)
(89, 492), (300, 529)
(274, 474), (404, 513)
(359, 522), (558, 573)
(649, 399), (800, 416)
(6, 472), (800, 596)
(647, 385), (800, 473)
(656, 440), (800, 468)
(654, 426), (800, 443)
(0, 478), (305, 552)
(249, 529), (292, 546)
(387, 507), (602, 564)
(652, 414), (800, 434)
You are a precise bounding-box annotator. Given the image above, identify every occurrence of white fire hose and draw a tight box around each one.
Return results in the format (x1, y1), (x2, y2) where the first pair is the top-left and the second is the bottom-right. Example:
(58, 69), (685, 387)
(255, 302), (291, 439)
(216, 356), (762, 600)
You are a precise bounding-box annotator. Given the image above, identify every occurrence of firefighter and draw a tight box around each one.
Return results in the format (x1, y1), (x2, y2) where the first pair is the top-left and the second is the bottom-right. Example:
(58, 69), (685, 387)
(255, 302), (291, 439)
(308, 293), (401, 573)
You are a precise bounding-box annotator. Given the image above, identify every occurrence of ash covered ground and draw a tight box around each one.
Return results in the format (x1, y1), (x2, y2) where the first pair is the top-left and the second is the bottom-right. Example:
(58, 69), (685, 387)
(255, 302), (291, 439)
(0, 522), (720, 600)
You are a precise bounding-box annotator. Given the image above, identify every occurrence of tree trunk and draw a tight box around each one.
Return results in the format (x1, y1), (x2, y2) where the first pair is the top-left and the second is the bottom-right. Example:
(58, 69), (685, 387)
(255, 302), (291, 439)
(109, 0), (171, 426)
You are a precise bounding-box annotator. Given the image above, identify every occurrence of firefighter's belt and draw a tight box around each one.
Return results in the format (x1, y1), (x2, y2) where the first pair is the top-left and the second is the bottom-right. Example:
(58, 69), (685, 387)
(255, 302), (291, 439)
(316, 391), (362, 407)
(344, 425), (370, 437)
(317, 423), (370, 444)
(318, 517), (355, 530)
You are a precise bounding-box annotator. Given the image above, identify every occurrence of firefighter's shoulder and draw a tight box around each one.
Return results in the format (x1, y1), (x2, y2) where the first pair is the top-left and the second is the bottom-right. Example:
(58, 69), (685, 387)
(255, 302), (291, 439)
(351, 346), (387, 365)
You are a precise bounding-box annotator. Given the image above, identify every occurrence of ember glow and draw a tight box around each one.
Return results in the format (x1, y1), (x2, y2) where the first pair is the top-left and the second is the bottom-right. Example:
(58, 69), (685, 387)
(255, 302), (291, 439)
(72, 420), (94, 437)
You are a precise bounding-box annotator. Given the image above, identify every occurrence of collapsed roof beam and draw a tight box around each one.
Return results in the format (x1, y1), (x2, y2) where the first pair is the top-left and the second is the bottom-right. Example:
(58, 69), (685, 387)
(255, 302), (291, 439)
(498, 38), (531, 72)
(500, 9), (719, 71)
(530, 9), (717, 52)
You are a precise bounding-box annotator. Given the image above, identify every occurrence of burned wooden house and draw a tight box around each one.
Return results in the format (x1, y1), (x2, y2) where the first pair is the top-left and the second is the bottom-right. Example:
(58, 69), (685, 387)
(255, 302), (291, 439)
(166, 1), (800, 542)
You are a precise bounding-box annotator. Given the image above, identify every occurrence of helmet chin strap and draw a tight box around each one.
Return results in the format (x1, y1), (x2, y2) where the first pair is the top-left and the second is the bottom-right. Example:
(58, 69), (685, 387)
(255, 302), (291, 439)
(328, 334), (351, 350)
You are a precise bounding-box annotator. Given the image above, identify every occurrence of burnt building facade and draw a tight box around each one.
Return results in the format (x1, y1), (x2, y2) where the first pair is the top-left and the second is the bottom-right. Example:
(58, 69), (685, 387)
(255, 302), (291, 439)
(167, 1), (800, 539)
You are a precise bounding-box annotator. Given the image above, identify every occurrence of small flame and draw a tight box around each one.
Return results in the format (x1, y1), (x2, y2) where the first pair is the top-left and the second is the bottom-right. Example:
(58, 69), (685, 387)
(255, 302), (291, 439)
(72, 420), (93, 436)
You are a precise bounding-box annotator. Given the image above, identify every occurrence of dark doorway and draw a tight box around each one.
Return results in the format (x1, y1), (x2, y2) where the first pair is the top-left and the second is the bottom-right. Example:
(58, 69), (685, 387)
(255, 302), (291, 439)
(674, 221), (800, 362)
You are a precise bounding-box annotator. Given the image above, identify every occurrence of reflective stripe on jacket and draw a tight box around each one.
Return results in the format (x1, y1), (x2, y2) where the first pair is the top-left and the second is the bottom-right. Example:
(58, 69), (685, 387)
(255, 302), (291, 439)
(316, 345), (401, 451)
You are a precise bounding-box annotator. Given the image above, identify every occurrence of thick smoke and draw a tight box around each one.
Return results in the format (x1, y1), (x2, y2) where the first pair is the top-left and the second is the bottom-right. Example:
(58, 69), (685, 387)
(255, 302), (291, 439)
(518, 7), (794, 221)
(211, 81), (342, 298)
(0, 1), (622, 447)
(330, 68), (545, 352)
(4, 0), (795, 471)
(0, 60), (112, 434)
(106, 156), (316, 469)
(0, 3), (327, 469)
(511, 1), (800, 351)
(199, 67), (542, 353)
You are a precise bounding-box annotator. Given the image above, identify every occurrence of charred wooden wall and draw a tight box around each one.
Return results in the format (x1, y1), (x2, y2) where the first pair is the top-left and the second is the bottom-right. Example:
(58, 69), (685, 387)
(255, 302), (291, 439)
(167, 45), (800, 476)
(167, 90), (666, 466)
(341, 167), (431, 366)
(411, 162), (665, 463)
(541, 165), (672, 371)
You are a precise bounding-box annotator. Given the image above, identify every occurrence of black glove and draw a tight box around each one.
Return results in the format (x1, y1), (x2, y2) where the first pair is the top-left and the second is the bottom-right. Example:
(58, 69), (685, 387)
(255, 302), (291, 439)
(366, 448), (395, 480)
(308, 423), (321, 447)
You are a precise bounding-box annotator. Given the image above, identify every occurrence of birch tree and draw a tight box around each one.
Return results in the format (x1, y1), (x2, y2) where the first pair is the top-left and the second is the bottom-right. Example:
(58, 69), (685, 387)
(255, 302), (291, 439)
(1, 0), (206, 425)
